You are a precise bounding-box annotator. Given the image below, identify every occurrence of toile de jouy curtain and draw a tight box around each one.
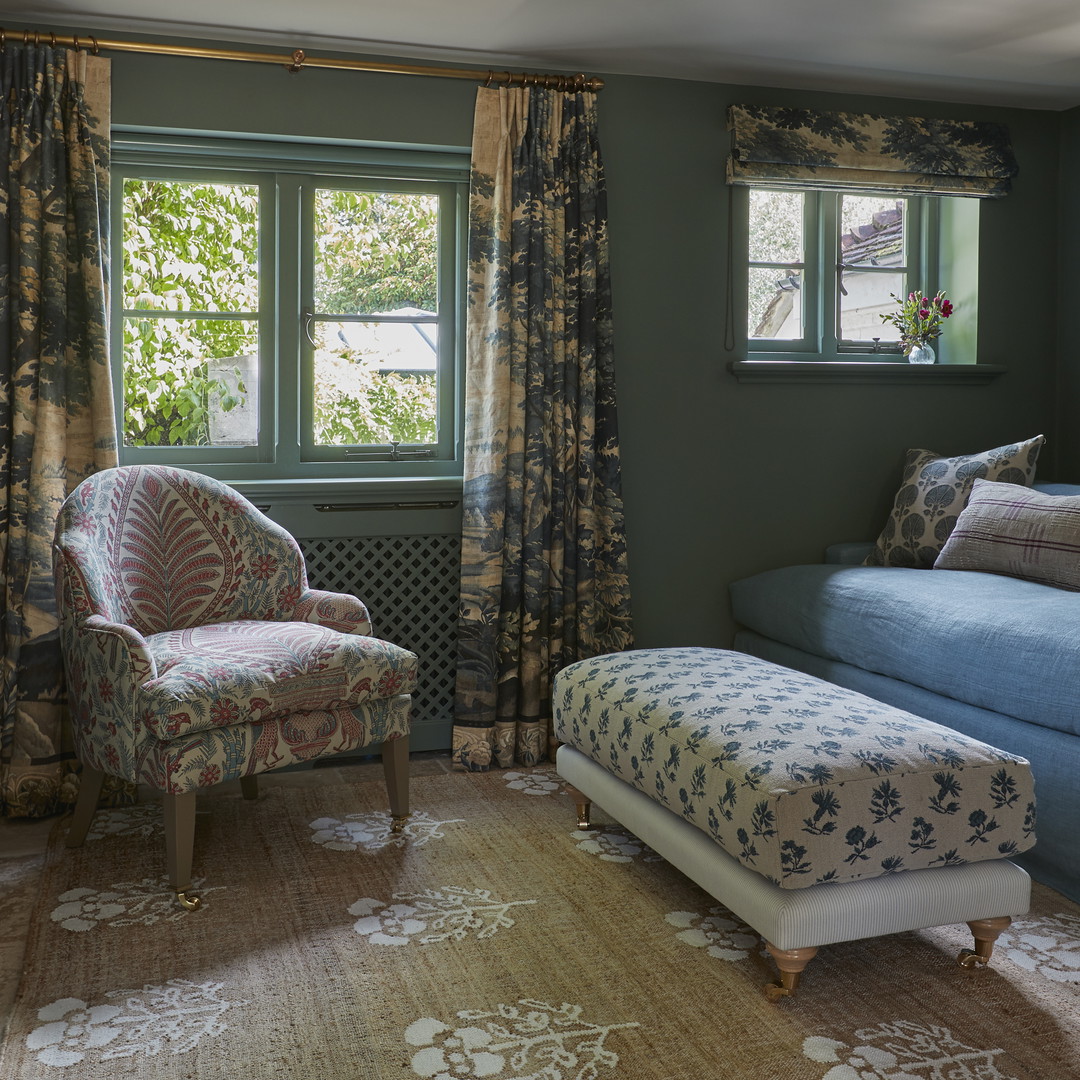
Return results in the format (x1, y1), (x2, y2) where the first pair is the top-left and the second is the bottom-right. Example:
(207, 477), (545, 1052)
(0, 46), (117, 817)
(452, 86), (633, 771)
(727, 104), (1019, 197)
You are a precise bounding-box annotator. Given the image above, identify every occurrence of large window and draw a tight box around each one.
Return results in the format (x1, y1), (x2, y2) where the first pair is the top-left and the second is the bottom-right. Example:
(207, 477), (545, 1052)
(112, 136), (467, 480)
(748, 187), (939, 359)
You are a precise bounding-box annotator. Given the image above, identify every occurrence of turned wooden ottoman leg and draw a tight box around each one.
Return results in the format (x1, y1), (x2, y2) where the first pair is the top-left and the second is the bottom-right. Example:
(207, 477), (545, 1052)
(958, 916), (1011, 968)
(765, 943), (819, 1000)
(562, 785), (592, 829)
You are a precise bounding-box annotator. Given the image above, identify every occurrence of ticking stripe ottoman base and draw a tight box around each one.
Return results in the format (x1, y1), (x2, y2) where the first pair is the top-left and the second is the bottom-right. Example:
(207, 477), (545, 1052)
(556, 745), (1031, 998)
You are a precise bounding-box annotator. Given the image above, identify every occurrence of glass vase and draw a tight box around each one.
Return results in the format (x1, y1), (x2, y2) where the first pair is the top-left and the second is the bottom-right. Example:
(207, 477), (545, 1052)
(907, 341), (936, 365)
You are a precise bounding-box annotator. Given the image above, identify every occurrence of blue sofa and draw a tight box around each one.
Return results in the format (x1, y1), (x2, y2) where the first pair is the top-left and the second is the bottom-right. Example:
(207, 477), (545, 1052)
(730, 483), (1080, 904)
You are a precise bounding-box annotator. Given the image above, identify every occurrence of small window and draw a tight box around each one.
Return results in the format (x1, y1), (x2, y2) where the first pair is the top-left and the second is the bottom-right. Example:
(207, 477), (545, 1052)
(112, 137), (467, 480)
(748, 187), (938, 360)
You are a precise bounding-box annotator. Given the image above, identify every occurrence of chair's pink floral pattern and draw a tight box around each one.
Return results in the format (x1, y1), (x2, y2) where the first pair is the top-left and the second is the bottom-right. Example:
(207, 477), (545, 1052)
(54, 465), (417, 794)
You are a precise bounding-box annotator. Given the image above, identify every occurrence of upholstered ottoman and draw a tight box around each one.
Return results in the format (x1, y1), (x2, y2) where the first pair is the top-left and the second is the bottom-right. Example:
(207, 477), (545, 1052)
(552, 648), (1035, 997)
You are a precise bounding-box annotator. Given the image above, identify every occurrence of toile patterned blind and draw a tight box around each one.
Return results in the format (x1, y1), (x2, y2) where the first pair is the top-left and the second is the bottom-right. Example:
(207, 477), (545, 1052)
(727, 104), (1018, 197)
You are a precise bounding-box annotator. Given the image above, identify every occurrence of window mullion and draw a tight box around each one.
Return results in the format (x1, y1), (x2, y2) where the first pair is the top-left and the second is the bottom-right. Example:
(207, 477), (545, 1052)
(804, 190), (825, 352)
(274, 174), (304, 472)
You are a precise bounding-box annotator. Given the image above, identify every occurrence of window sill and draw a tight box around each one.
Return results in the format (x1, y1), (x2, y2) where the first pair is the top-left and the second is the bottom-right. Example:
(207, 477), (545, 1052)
(226, 474), (463, 506)
(728, 360), (1007, 385)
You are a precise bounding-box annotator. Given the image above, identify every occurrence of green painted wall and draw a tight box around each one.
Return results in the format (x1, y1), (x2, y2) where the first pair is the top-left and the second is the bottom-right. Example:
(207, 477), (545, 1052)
(68, 32), (1069, 650)
(1058, 106), (1080, 477)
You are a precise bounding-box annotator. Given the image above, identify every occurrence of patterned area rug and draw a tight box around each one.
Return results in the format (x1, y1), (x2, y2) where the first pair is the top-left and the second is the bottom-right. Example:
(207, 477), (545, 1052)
(2, 767), (1078, 1079)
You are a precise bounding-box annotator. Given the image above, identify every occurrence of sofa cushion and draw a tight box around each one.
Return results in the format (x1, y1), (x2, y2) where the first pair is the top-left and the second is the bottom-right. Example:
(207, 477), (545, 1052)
(139, 621), (418, 738)
(730, 563), (1080, 738)
(864, 436), (1044, 570)
(934, 479), (1080, 591)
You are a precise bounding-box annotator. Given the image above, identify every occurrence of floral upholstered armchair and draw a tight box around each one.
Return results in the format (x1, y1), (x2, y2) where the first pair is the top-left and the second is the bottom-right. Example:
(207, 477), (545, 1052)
(53, 465), (418, 910)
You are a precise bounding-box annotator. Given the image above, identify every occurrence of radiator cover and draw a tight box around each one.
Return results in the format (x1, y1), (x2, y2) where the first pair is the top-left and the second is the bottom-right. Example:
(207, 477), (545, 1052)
(299, 533), (460, 751)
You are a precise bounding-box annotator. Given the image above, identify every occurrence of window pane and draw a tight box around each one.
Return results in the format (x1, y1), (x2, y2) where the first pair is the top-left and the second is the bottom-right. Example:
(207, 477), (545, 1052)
(749, 267), (802, 339)
(840, 196), (905, 268)
(312, 321), (437, 446)
(314, 189), (438, 314)
(122, 317), (258, 447)
(122, 179), (259, 312)
(748, 190), (803, 263)
(838, 270), (904, 342)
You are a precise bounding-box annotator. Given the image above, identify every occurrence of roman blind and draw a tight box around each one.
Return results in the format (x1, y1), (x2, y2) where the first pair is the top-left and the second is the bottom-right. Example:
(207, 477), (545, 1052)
(727, 104), (1018, 197)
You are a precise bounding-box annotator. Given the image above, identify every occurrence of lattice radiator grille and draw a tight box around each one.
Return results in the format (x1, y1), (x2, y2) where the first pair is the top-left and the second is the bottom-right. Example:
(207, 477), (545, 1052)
(299, 533), (460, 746)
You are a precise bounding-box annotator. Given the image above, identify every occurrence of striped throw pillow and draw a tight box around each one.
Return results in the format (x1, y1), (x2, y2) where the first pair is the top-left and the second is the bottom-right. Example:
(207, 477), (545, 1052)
(933, 478), (1080, 590)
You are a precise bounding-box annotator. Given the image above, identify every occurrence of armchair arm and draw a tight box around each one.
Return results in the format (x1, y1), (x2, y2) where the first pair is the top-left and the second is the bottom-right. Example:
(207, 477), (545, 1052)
(291, 588), (373, 636)
(63, 617), (158, 780)
(80, 616), (158, 685)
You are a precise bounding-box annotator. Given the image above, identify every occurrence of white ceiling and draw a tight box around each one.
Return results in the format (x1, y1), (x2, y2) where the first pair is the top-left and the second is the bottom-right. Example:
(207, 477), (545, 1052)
(7, 0), (1080, 110)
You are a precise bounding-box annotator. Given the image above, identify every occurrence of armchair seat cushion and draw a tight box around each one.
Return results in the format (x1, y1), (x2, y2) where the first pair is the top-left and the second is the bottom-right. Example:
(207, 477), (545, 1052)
(141, 621), (418, 739)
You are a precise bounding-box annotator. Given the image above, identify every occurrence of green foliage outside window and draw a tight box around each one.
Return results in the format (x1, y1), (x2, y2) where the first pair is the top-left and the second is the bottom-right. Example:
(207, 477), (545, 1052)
(122, 179), (442, 449)
(122, 179), (258, 447)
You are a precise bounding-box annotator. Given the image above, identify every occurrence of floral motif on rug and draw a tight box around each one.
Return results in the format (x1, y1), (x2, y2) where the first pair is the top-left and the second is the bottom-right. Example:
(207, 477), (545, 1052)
(24, 980), (248, 1068)
(308, 810), (464, 851)
(803, 1022), (1011, 1079)
(84, 805), (168, 842)
(664, 907), (762, 962)
(49, 879), (223, 931)
(570, 825), (661, 863)
(994, 910), (1080, 983)
(404, 1000), (639, 1079)
(348, 886), (537, 945)
(503, 769), (561, 796)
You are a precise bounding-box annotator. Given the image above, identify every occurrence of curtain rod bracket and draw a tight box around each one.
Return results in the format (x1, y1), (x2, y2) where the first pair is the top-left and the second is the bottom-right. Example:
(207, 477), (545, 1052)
(287, 48), (305, 74)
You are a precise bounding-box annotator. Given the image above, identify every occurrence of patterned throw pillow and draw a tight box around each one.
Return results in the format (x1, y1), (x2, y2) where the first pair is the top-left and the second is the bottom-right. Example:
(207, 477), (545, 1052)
(864, 435), (1044, 569)
(934, 478), (1080, 590)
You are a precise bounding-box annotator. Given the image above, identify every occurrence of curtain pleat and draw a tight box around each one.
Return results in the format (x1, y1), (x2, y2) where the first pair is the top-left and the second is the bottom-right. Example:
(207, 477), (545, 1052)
(0, 47), (118, 817)
(453, 86), (632, 771)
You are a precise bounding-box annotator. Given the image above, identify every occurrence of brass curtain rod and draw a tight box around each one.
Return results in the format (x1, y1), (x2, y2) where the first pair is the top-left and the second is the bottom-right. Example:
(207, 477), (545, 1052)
(0, 26), (604, 92)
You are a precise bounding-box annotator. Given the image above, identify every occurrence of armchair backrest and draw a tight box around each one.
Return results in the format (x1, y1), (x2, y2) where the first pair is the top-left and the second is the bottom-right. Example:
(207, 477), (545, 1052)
(54, 465), (308, 635)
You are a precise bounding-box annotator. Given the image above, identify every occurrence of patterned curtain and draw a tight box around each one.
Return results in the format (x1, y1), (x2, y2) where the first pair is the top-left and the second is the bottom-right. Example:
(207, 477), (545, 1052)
(0, 47), (117, 817)
(453, 86), (633, 771)
(728, 105), (1019, 197)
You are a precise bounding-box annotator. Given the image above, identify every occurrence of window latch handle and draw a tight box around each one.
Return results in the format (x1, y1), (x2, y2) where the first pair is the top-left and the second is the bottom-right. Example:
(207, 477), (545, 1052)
(302, 307), (317, 347)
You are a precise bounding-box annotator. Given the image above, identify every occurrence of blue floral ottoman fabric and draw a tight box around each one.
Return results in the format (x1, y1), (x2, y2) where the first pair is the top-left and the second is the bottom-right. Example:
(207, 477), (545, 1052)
(552, 649), (1035, 889)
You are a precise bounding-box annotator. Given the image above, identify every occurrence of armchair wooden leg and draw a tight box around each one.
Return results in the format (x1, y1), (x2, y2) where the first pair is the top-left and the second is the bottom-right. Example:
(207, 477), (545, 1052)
(164, 792), (201, 911)
(66, 765), (105, 849)
(381, 734), (410, 831)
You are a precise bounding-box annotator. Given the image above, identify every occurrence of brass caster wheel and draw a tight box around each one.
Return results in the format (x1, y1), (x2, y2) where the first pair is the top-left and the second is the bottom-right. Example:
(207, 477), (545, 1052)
(575, 804), (591, 830)
(957, 948), (988, 970)
(764, 982), (792, 1002)
(175, 891), (202, 911)
(390, 814), (410, 834)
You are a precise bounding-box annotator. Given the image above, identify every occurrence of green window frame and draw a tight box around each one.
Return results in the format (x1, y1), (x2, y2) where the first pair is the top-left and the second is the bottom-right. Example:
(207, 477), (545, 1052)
(745, 187), (940, 362)
(111, 134), (469, 481)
